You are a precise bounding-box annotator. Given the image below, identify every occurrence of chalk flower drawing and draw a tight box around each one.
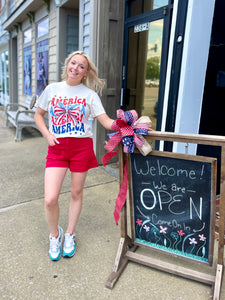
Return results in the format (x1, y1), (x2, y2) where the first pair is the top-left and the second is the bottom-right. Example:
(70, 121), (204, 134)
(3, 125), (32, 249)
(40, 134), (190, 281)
(159, 226), (167, 234)
(196, 234), (207, 258)
(199, 234), (206, 241)
(177, 229), (185, 236)
(143, 225), (150, 232)
(189, 237), (197, 245)
(136, 219), (143, 226)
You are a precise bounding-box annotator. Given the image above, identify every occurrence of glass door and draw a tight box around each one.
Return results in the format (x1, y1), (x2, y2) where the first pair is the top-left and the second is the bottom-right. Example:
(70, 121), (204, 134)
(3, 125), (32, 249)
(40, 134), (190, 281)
(122, 1), (171, 133)
(126, 19), (163, 130)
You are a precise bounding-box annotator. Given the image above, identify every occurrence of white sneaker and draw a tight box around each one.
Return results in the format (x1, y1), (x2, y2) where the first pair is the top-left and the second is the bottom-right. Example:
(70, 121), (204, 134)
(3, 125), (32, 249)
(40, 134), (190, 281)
(63, 233), (76, 258)
(48, 227), (63, 261)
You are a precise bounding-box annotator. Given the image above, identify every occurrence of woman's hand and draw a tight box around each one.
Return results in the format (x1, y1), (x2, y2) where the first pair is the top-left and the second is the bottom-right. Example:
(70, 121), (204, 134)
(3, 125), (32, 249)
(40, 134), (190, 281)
(34, 107), (59, 145)
(46, 132), (59, 146)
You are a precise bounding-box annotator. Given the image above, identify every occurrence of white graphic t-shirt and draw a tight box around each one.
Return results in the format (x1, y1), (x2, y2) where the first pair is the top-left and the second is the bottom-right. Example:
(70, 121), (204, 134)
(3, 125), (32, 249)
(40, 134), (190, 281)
(37, 82), (105, 138)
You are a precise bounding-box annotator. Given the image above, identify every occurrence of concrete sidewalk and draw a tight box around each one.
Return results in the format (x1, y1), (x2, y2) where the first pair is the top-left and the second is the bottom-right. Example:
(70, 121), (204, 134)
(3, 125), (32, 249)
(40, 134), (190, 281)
(0, 107), (224, 300)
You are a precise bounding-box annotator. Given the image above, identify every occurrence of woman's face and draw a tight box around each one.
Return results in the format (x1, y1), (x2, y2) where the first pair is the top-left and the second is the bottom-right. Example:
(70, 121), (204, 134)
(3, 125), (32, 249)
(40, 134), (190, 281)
(66, 54), (89, 85)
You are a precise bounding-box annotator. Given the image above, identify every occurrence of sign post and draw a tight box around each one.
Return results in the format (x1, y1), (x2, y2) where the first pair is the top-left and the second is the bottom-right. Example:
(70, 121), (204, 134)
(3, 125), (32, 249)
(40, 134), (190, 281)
(106, 131), (225, 300)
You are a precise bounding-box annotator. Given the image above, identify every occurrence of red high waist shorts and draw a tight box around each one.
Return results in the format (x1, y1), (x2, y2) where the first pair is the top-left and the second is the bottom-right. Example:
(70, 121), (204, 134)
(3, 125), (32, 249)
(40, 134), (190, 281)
(46, 137), (98, 172)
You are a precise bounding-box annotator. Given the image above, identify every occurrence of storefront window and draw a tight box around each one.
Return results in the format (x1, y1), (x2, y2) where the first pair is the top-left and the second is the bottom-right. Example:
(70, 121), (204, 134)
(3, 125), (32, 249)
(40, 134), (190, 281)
(66, 15), (79, 56)
(37, 18), (49, 38)
(23, 46), (32, 95)
(127, 0), (168, 17)
(0, 50), (9, 105)
(5, 51), (8, 74)
(23, 28), (32, 95)
(36, 18), (49, 96)
(36, 40), (48, 96)
(23, 28), (32, 44)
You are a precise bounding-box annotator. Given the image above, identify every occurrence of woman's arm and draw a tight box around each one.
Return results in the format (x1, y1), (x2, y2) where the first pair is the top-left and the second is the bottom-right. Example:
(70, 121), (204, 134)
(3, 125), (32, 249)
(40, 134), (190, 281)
(34, 107), (59, 145)
(95, 113), (114, 130)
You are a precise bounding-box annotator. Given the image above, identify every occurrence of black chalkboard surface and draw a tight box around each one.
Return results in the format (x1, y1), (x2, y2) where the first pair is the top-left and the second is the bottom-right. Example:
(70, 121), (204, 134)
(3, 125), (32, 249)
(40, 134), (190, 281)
(130, 151), (217, 264)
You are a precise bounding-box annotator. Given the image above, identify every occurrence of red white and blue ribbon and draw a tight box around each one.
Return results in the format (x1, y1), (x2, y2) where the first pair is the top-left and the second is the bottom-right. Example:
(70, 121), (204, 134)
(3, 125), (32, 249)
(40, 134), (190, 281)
(102, 109), (150, 166)
(102, 109), (152, 225)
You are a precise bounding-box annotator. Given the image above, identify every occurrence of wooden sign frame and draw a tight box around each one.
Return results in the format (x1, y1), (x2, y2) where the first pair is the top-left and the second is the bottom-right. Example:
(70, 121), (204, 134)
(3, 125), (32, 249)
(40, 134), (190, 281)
(130, 150), (217, 265)
(106, 131), (225, 300)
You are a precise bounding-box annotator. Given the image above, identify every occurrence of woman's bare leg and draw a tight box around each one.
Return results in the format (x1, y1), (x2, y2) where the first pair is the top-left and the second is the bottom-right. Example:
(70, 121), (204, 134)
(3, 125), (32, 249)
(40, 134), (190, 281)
(45, 167), (68, 237)
(66, 171), (88, 234)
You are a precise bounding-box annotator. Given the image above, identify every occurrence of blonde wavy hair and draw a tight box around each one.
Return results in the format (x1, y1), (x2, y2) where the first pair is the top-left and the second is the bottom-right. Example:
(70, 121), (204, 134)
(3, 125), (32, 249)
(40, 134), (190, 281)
(61, 51), (104, 95)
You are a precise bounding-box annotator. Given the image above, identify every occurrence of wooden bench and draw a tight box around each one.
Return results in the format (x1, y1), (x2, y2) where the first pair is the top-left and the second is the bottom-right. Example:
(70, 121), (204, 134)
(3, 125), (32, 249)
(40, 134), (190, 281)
(5, 95), (41, 142)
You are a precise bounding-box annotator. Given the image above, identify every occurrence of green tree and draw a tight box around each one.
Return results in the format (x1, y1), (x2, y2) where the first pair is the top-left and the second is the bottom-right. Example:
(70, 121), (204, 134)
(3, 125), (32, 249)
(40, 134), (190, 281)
(146, 57), (160, 80)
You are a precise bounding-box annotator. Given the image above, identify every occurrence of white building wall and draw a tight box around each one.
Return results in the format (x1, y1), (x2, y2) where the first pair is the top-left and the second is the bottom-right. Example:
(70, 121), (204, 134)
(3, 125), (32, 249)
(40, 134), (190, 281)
(48, 10), (57, 83)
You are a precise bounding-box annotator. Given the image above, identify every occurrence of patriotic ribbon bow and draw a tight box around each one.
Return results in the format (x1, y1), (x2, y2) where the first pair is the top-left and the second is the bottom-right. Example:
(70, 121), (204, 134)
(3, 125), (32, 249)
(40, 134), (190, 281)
(102, 109), (152, 166)
(102, 109), (153, 225)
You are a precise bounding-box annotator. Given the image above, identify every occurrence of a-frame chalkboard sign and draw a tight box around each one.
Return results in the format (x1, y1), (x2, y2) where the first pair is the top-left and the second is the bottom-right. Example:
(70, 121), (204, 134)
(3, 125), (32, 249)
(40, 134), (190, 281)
(106, 131), (225, 300)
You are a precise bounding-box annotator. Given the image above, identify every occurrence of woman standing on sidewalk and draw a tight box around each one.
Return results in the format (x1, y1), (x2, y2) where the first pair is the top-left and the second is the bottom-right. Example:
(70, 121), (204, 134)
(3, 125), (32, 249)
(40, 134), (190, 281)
(34, 51), (114, 261)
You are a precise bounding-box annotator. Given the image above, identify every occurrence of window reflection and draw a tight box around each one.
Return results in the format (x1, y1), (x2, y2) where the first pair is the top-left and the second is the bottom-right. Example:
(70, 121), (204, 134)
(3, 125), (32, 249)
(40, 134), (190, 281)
(24, 29), (32, 44)
(143, 19), (163, 129)
(127, 0), (168, 17)
(37, 18), (49, 38)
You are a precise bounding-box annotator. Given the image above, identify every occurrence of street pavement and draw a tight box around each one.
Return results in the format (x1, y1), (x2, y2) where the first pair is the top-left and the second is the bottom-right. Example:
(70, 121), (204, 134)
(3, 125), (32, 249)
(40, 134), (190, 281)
(0, 106), (224, 300)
